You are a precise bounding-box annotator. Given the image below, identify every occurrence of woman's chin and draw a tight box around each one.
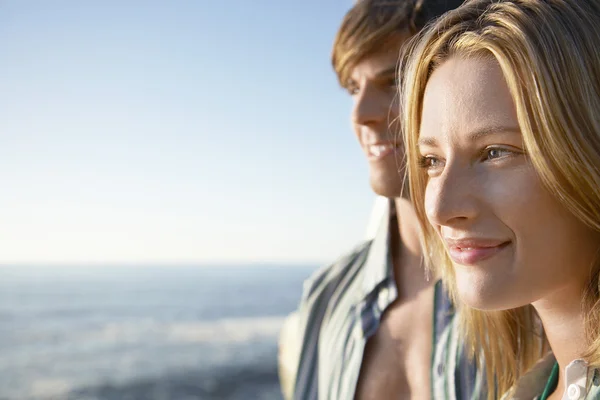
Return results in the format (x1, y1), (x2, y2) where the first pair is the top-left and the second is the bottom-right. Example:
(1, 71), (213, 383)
(455, 271), (523, 311)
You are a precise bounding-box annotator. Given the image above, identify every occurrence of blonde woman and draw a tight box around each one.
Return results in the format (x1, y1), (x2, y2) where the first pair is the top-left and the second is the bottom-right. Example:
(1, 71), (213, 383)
(401, 0), (600, 398)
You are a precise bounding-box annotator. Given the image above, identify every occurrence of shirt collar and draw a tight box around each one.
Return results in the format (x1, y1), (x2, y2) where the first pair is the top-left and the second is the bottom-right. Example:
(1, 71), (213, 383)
(504, 353), (557, 400)
(361, 198), (396, 298)
(505, 352), (600, 400)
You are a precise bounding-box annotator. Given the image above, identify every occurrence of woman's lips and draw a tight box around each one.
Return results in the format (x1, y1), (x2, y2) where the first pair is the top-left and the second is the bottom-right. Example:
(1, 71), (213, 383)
(445, 238), (511, 265)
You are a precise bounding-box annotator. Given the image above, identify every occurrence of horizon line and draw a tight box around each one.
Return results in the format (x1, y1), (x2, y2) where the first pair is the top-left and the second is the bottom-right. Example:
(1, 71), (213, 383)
(0, 261), (324, 268)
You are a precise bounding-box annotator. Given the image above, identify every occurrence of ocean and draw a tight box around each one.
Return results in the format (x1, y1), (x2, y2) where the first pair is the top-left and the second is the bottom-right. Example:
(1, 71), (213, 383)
(0, 265), (316, 400)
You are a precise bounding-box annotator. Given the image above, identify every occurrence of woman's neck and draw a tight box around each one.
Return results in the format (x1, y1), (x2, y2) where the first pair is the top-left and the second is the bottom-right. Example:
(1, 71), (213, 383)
(533, 284), (588, 398)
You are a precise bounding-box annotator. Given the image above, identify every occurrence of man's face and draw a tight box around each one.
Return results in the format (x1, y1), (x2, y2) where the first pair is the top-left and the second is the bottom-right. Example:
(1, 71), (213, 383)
(347, 44), (406, 198)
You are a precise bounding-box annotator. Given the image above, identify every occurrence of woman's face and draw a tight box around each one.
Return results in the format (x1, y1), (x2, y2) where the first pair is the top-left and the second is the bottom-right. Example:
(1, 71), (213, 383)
(418, 56), (600, 310)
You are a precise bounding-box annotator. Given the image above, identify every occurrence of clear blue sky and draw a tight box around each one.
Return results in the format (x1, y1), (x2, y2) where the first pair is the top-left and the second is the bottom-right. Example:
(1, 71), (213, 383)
(0, 1), (377, 265)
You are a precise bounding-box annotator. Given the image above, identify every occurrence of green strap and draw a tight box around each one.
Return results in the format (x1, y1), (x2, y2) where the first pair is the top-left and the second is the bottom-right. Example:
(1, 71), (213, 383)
(539, 362), (559, 400)
(430, 281), (441, 399)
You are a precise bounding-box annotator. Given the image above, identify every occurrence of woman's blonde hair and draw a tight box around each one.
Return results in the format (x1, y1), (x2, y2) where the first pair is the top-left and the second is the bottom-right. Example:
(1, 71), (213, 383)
(401, 0), (600, 397)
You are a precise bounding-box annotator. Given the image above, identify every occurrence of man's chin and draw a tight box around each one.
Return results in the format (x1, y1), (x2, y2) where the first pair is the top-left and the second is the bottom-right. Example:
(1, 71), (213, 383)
(369, 179), (406, 199)
(369, 170), (407, 199)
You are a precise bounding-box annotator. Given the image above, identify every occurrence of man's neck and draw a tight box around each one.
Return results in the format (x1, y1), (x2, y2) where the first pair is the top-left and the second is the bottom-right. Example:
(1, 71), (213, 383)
(390, 197), (431, 299)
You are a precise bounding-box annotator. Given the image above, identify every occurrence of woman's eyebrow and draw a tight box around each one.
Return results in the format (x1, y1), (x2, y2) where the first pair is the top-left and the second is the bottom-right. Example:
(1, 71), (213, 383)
(417, 137), (437, 147)
(465, 126), (521, 142)
(418, 126), (520, 147)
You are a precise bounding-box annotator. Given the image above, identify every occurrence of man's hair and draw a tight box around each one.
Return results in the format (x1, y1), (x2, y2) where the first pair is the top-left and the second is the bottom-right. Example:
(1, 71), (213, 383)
(332, 0), (465, 88)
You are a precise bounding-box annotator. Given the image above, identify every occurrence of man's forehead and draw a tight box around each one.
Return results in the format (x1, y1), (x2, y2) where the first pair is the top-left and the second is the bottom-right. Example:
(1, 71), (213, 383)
(354, 0), (408, 7)
(349, 50), (401, 80)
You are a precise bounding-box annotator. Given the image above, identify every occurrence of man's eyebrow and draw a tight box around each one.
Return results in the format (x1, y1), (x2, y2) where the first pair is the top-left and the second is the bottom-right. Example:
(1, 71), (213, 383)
(345, 68), (397, 89)
(375, 67), (398, 78)
(417, 126), (520, 147)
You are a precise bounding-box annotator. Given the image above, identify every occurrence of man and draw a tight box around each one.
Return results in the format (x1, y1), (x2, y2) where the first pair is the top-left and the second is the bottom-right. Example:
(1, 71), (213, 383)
(279, 1), (483, 399)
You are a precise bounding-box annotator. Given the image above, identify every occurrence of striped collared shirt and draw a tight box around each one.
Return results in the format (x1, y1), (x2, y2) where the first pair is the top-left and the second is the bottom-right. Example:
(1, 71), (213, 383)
(287, 200), (485, 399)
(432, 282), (486, 400)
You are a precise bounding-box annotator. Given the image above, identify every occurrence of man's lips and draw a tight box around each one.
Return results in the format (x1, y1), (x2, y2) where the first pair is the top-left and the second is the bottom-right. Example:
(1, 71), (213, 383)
(366, 143), (401, 160)
(444, 238), (511, 265)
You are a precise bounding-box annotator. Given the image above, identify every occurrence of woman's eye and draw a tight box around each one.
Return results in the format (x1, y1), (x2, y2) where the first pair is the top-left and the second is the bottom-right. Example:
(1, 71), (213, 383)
(484, 148), (513, 161)
(418, 156), (444, 171)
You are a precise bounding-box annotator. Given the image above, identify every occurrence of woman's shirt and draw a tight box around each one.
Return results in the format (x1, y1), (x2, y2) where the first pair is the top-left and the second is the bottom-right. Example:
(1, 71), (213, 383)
(503, 353), (600, 400)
